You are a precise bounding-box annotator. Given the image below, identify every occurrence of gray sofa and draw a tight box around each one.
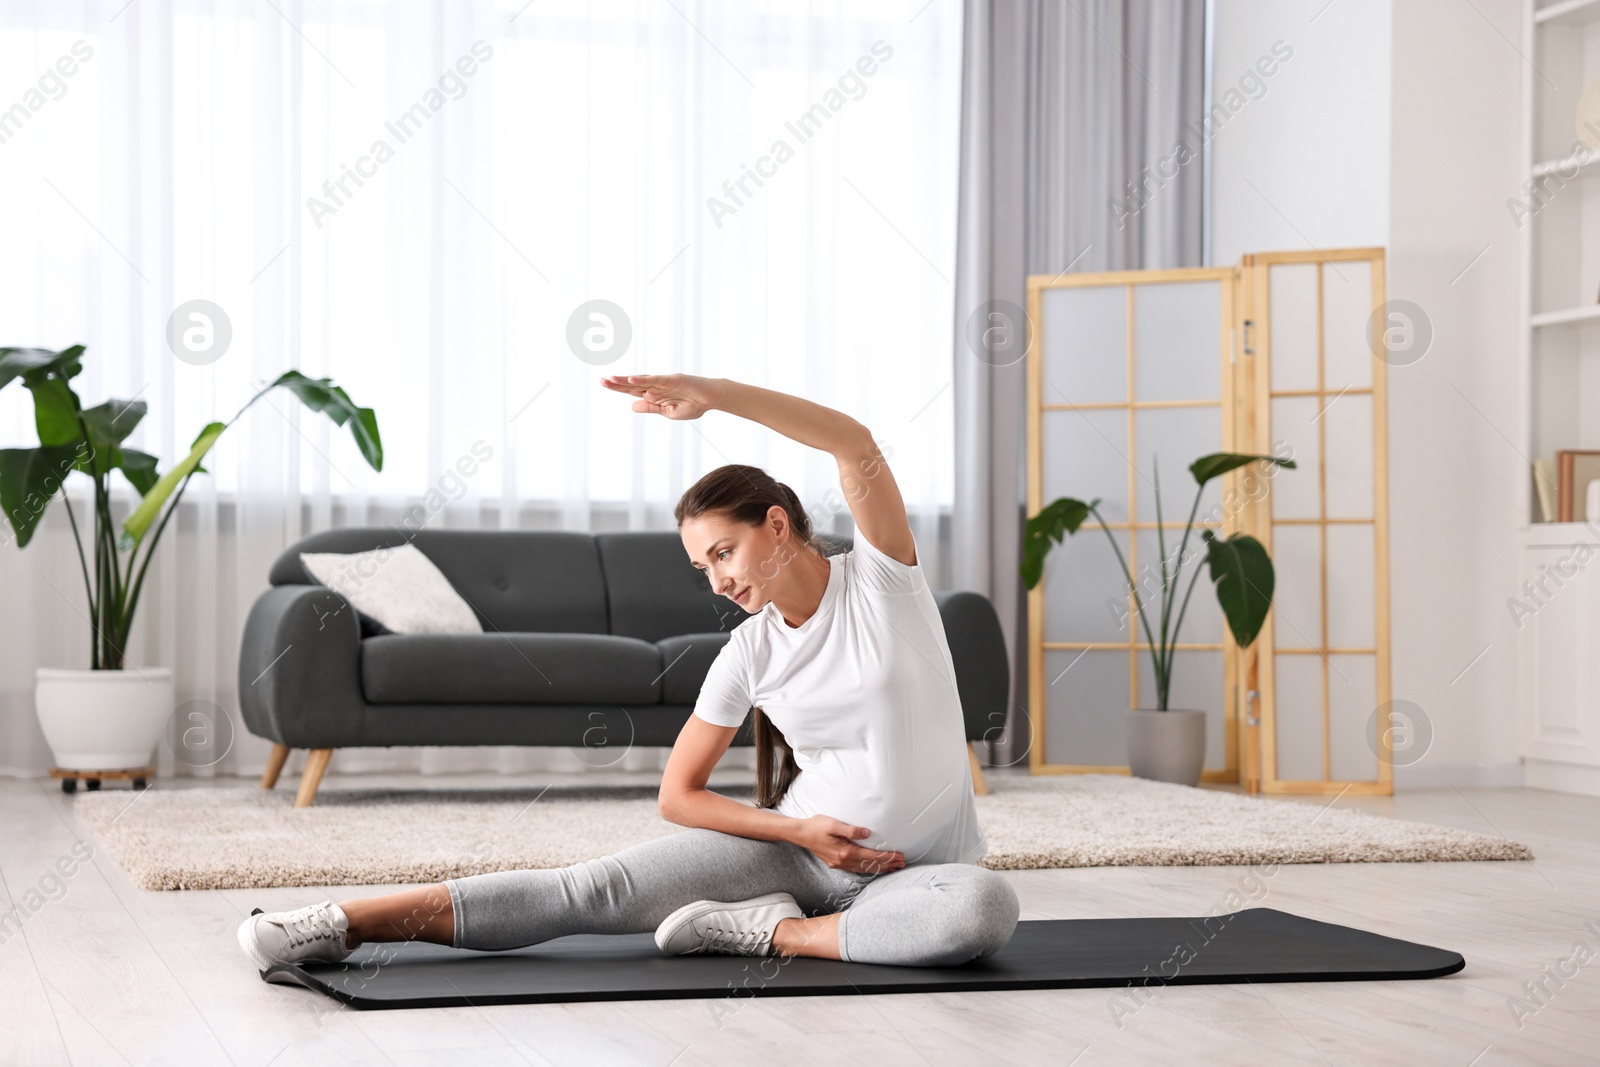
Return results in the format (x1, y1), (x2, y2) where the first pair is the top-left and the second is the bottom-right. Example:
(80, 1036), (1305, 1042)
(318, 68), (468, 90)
(238, 527), (1009, 806)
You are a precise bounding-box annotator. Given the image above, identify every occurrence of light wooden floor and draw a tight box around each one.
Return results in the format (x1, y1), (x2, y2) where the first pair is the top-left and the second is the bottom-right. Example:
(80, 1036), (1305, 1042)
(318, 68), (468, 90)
(1, 768), (1597, 1066)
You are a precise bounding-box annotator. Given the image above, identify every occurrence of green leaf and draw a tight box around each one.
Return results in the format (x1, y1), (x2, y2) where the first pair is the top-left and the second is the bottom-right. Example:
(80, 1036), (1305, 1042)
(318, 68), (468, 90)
(270, 370), (384, 470)
(26, 377), (81, 447)
(273, 370), (352, 424)
(122, 422), (225, 547)
(1202, 530), (1275, 648)
(51, 344), (85, 380)
(0, 345), (83, 392)
(4, 346), (90, 448)
(118, 448), (160, 495)
(82, 398), (148, 448)
(1019, 497), (1098, 590)
(57, 400), (154, 477)
(349, 406), (383, 470)
(1188, 452), (1297, 488)
(77, 442), (113, 477)
(0, 446), (84, 547)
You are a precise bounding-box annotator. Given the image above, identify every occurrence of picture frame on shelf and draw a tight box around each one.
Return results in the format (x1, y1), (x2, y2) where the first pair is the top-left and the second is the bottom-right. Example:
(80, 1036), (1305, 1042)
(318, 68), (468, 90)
(1556, 450), (1600, 521)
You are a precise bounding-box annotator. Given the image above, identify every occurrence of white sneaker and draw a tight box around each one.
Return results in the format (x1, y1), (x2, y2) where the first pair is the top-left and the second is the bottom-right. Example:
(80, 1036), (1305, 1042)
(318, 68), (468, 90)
(237, 901), (352, 970)
(654, 891), (803, 957)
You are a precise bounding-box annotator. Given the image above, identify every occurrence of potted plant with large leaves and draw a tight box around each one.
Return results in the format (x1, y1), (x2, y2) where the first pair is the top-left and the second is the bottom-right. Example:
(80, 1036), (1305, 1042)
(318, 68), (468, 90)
(0, 344), (382, 778)
(1020, 452), (1295, 786)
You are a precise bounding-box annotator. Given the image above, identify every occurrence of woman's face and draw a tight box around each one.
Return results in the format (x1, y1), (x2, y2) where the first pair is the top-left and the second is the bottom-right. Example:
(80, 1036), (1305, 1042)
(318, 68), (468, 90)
(680, 508), (793, 614)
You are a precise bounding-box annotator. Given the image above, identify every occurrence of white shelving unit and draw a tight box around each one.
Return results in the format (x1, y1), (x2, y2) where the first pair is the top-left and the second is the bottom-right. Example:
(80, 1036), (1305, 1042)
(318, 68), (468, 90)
(1517, 0), (1600, 794)
(1530, 303), (1600, 327)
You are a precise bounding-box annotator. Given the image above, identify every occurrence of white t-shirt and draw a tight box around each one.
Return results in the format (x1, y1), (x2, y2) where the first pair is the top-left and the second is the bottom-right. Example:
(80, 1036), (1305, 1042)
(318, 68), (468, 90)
(692, 530), (988, 866)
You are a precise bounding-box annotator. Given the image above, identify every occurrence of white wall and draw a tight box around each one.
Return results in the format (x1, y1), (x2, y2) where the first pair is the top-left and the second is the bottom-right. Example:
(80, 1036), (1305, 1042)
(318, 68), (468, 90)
(1211, 0), (1523, 786)
(1385, 0), (1522, 785)
(1209, 0), (1391, 265)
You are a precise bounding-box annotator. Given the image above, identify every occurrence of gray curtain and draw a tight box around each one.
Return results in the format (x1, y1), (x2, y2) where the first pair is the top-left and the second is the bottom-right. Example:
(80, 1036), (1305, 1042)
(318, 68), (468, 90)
(953, 0), (1207, 769)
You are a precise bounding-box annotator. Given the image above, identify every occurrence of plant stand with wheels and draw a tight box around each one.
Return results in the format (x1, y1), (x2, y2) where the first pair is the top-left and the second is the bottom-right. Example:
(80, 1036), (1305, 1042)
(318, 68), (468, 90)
(51, 766), (153, 794)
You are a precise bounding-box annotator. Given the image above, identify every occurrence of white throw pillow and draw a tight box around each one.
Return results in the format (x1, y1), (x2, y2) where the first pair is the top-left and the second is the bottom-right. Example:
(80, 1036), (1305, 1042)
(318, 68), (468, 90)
(299, 543), (483, 635)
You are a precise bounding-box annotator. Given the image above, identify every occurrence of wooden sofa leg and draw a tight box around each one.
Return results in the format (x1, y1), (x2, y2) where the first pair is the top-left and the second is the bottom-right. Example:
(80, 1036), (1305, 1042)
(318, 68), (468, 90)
(968, 742), (989, 796)
(295, 749), (333, 808)
(260, 744), (291, 790)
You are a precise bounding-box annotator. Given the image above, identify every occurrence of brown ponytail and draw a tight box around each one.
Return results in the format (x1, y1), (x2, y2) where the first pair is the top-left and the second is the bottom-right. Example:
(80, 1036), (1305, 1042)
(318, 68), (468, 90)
(751, 708), (800, 809)
(676, 464), (823, 806)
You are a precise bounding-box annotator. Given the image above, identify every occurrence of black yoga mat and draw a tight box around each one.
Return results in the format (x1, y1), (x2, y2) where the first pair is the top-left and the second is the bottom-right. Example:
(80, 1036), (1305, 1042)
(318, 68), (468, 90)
(259, 907), (1464, 1010)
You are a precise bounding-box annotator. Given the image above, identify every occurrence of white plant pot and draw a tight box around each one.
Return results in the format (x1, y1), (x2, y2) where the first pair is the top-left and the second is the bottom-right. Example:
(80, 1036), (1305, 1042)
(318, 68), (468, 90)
(35, 667), (173, 770)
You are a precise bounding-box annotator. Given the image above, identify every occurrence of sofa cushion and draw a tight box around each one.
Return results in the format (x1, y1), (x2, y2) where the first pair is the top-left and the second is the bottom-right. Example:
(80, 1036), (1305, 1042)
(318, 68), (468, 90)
(654, 632), (733, 705)
(361, 633), (663, 705)
(300, 544), (483, 635)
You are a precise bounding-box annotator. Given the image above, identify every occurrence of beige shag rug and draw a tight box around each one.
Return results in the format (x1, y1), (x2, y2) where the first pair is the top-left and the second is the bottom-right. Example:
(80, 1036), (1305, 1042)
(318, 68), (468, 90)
(71, 774), (1534, 891)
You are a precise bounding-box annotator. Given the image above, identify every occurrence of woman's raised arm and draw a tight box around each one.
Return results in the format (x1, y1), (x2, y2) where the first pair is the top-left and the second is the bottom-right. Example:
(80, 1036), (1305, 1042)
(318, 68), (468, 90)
(601, 372), (915, 566)
(600, 373), (869, 458)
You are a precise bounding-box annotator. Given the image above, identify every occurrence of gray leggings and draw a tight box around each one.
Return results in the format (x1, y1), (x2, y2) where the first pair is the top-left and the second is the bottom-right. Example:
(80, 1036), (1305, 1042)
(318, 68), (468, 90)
(443, 827), (1020, 967)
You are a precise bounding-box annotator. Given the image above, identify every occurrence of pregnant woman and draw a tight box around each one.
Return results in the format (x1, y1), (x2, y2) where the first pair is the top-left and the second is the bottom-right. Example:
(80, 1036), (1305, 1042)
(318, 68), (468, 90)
(238, 374), (1019, 969)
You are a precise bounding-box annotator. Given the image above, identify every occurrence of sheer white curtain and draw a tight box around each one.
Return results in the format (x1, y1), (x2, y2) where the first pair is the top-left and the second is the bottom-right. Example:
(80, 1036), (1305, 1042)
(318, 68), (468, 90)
(0, 0), (963, 778)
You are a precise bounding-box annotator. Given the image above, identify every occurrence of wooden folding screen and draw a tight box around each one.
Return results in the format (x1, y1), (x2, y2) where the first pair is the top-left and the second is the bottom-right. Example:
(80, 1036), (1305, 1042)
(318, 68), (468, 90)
(1025, 248), (1393, 795)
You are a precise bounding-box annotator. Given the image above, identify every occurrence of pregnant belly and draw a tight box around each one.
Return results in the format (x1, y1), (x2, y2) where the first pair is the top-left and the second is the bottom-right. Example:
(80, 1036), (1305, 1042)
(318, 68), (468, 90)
(779, 755), (964, 861)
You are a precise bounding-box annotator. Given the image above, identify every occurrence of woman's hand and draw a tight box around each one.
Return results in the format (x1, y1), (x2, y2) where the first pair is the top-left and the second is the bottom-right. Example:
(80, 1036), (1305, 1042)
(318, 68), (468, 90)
(792, 815), (906, 875)
(600, 373), (724, 421)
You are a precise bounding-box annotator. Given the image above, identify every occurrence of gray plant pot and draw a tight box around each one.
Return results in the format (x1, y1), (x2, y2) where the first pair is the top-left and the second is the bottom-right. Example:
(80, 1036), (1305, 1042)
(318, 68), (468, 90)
(1126, 708), (1206, 787)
